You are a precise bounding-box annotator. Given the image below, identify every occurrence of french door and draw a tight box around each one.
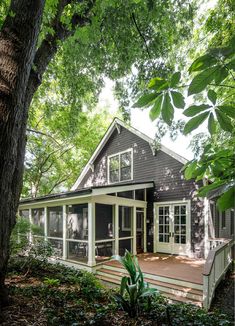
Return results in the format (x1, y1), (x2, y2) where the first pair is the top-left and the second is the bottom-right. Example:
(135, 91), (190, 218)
(155, 201), (190, 255)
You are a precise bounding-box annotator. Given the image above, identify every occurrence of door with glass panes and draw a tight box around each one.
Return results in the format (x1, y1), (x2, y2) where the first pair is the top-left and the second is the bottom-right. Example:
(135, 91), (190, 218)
(155, 201), (190, 255)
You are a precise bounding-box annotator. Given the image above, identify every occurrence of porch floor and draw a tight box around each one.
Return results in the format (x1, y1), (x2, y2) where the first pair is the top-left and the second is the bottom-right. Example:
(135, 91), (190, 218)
(104, 253), (205, 284)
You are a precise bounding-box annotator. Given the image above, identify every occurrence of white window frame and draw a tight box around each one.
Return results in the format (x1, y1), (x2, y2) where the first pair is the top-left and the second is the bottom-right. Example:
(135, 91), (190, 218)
(107, 148), (133, 184)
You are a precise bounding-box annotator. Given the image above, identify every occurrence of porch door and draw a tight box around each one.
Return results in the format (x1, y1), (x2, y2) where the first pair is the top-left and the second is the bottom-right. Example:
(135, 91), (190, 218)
(155, 202), (190, 255)
(136, 208), (144, 254)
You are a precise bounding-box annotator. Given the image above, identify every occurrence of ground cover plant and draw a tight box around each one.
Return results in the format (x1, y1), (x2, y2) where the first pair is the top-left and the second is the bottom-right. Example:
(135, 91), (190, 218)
(1, 254), (233, 326)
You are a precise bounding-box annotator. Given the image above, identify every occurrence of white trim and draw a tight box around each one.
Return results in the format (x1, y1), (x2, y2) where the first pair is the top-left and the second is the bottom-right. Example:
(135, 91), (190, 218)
(71, 118), (188, 190)
(154, 200), (191, 256)
(107, 148), (133, 185)
(204, 198), (210, 258)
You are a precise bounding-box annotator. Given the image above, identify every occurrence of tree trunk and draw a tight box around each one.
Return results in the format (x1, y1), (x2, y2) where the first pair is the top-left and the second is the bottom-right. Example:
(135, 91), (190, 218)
(0, 0), (45, 307)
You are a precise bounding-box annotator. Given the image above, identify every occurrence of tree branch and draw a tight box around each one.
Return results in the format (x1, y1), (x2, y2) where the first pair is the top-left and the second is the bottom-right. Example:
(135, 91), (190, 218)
(26, 128), (61, 145)
(131, 12), (151, 60)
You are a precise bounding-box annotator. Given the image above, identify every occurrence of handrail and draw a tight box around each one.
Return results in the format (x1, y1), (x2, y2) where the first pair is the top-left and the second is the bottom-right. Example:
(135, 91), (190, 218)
(203, 239), (232, 276)
(203, 238), (234, 310)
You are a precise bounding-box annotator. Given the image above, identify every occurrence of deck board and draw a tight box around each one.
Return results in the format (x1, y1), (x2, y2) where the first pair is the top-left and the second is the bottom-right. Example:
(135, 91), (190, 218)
(105, 253), (205, 284)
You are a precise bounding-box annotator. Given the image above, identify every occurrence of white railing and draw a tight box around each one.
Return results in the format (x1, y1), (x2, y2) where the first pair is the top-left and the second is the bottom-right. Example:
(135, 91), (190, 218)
(209, 238), (226, 250)
(203, 238), (234, 310)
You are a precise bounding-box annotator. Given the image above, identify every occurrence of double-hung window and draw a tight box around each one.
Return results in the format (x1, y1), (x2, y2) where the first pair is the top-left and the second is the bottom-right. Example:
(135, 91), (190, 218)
(108, 149), (132, 183)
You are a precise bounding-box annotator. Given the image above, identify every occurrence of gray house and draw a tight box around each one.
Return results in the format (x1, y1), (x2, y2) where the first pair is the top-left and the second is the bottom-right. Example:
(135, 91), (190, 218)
(19, 118), (234, 309)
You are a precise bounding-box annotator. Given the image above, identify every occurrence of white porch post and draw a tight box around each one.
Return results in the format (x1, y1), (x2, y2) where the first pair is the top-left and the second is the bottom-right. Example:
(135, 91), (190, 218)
(88, 202), (96, 266)
(204, 198), (210, 258)
(29, 208), (33, 243)
(63, 205), (67, 260)
(153, 204), (157, 253)
(114, 204), (119, 255)
(133, 206), (137, 255)
(144, 207), (147, 252)
(44, 206), (48, 240)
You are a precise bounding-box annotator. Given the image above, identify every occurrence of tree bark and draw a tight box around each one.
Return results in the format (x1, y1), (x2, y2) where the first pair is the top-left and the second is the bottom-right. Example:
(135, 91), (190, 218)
(0, 0), (45, 307)
(0, 0), (95, 308)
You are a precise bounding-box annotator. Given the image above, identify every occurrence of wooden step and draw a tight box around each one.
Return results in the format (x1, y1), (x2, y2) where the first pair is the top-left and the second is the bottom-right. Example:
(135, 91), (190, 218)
(97, 274), (202, 307)
(96, 268), (203, 301)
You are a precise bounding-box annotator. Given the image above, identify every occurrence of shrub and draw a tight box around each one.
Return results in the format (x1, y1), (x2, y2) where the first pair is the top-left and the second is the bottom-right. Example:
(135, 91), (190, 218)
(113, 250), (158, 317)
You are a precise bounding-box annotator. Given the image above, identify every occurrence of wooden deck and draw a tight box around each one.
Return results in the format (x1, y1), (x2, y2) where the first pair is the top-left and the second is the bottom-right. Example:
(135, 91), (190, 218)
(106, 253), (205, 284)
(96, 253), (205, 306)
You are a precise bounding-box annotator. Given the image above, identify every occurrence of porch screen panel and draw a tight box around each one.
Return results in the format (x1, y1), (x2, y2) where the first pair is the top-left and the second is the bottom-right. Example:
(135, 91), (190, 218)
(158, 206), (170, 243)
(174, 205), (186, 244)
(119, 238), (132, 256)
(32, 208), (45, 235)
(19, 209), (29, 219)
(67, 241), (88, 264)
(95, 203), (113, 240)
(67, 204), (88, 240)
(48, 206), (63, 238)
(119, 206), (133, 237)
(48, 239), (63, 257)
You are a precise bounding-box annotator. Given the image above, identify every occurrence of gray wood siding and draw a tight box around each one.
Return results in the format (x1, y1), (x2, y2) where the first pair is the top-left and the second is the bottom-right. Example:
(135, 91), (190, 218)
(78, 126), (205, 257)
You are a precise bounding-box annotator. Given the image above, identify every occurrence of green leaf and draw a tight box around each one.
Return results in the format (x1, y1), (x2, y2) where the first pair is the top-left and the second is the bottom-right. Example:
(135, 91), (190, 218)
(208, 113), (216, 135)
(148, 77), (169, 91)
(183, 111), (210, 135)
(170, 91), (185, 109)
(198, 180), (227, 197)
(217, 106), (235, 119)
(214, 67), (228, 84)
(227, 59), (235, 71)
(207, 90), (217, 105)
(189, 54), (217, 73)
(215, 109), (233, 132)
(161, 93), (174, 126)
(149, 94), (163, 121)
(133, 93), (159, 108)
(184, 161), (197, 179)
(217, 187), (235, 211)
(170, 72), (181, 87)
(188, 67), (218, 95)
(183, 104), (211, 117)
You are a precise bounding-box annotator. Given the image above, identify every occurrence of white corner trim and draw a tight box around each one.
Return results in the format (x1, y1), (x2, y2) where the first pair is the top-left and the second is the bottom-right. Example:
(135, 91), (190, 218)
(71, 117), (188, 190)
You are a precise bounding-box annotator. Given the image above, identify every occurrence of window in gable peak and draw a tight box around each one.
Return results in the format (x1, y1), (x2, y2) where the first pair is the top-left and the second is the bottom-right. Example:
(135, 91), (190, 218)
(108, 149), (133, 184)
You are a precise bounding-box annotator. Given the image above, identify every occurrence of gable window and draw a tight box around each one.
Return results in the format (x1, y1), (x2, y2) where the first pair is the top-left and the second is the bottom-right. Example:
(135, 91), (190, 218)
(108, 149), (132, 183)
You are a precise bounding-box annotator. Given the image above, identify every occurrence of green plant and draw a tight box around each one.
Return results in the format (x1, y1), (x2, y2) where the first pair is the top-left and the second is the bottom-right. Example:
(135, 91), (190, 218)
(43, 277), (60, 287)
(112, 250), (158, 318)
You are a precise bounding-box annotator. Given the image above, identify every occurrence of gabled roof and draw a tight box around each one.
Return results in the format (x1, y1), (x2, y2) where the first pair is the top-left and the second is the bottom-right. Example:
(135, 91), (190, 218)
(71, 118), (188, 190)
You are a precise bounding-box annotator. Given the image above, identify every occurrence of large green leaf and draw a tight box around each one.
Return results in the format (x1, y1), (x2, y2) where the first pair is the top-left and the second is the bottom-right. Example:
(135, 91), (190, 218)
(215, 109), (233, 132)
(217, 105), (235, 119)
(188, 66), (218, 95)
(183, 104), (211, 117)
(148, 77), (169, 91)
(184, 161), (197, 179)
(208, 113), (216, 135)
(170, 91), (185, 109)
(213, 66), (228, 84)
(207, 90), (217, 105)
(189, 54), (217, 73)
(217, 187), (235, 211)
(183, 111), (210, 135)
(149, 94), (163, 121)
(198, 180), (227, 197)
(161, 93), (174, 125)
(133, 92), (159, 108)
(170, 72), (181, 87)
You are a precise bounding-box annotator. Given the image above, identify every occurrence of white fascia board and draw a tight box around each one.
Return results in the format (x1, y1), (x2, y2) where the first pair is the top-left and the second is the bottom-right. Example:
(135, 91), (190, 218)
(71, 117), (188, 190)
(92, 182), (154, 196)
(19, 193), (92, 209)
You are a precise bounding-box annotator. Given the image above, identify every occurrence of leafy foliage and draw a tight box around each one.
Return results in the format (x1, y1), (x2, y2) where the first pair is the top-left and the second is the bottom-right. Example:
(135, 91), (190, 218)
(134, 2), (235, 210)
(113, 250), (158, 317)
